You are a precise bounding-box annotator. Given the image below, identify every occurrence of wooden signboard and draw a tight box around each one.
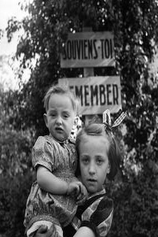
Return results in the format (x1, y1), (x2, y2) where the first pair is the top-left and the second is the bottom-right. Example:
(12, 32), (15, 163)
(60, 32), (115, 68)
(59, 76), (121, 115)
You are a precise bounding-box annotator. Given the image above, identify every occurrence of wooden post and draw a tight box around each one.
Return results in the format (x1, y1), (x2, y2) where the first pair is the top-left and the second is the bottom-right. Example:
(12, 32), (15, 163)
(82, 27), (95, 125)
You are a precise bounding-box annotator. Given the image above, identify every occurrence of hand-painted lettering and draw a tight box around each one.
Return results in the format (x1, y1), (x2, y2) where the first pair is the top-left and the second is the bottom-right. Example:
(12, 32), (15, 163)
(113, 84), (118, 104)
(90, 85), (98, 106)
(62, 38), (112, 60)
(71, 84), (119, 107)
(99, 85), (106, 105)
(84, 85), (89, 106)
(107, 84), (112, 105)
(100, 39), (113, 59)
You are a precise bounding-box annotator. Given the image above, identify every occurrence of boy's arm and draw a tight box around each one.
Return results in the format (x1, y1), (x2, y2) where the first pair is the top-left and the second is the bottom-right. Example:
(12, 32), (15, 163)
(37, 166), (87, 197)
(34, 225), (95, 237)
(37, 166), (68, 195)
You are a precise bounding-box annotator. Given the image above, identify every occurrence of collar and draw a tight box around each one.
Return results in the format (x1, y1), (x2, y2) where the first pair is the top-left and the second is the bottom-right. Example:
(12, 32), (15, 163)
(88, 188), (106, 199)
(49, 134), (68, 146)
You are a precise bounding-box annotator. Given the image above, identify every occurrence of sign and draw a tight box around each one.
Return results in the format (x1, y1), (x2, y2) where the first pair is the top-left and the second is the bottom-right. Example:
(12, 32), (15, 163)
(60, 32), (115, 68)
(59, 76), (121, 115)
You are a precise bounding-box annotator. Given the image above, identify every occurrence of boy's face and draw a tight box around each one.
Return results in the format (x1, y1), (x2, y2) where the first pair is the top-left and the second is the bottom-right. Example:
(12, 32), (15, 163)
(44, 93), (76, 142)
(79, 135), (110, 194)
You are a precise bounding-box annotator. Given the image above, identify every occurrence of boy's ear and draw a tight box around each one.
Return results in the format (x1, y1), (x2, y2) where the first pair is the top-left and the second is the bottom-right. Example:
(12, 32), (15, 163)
(43, 113), (48, 127)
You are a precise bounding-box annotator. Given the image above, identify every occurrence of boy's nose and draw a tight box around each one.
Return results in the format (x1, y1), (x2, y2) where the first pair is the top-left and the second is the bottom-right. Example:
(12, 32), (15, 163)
(56, 116), (62, 125)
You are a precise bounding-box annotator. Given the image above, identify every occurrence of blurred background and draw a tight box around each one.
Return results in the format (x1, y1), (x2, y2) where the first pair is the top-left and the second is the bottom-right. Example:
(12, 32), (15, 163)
(0, 1), (158, 237)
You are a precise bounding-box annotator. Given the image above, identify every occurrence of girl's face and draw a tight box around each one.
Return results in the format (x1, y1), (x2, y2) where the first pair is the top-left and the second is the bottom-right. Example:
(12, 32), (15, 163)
(79, 135), (110, 194)
(44, 93), (76, 142)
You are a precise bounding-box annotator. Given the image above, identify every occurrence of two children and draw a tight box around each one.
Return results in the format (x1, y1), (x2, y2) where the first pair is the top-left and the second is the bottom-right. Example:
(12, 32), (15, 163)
(34, 122), (122, 237)
(24, 83), (122, 237)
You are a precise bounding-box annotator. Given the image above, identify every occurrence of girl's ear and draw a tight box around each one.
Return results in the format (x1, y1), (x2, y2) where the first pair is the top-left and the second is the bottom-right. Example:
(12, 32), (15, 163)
(43, 113), (48, 127)
(107, 164), (110, 174)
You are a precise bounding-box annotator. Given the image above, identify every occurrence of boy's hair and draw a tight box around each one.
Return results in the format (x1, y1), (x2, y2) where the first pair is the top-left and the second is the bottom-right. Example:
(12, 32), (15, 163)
(75, 123), (121, 180)
(43, 84), (78, 112)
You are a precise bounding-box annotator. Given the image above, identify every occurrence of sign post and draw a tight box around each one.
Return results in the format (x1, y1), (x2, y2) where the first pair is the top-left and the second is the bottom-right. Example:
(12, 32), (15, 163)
(82, 28), (94, 124)
(60, 30), (121, 123)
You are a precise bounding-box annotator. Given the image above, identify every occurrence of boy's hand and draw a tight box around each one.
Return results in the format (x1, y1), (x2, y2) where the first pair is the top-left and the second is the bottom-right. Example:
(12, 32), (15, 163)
(67, 181), (88, 204)
(76, 182), (88, 205)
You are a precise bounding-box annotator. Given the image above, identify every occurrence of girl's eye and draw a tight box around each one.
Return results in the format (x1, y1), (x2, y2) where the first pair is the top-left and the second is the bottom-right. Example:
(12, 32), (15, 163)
(81, 157), (89, 165)
(96, 158), (103, 165)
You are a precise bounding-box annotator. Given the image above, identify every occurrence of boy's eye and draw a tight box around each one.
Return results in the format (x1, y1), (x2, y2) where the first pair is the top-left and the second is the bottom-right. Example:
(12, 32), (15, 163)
(63, 112), (70, 118)
(50, 113), (56, 117)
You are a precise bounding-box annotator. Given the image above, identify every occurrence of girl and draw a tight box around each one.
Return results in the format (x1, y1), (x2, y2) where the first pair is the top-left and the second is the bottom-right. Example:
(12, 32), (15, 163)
(35, 122), (122, 237)
(24, 84), (87, 237)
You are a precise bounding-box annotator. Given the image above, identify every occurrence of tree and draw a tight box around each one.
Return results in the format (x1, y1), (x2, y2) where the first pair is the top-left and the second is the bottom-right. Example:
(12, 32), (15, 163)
(3, 0), (158, 236)
(0, 87), (35, 237)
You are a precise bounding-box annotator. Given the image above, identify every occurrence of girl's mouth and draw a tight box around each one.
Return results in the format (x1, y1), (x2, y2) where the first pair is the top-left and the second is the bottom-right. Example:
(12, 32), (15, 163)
(87, 179), (97, 183)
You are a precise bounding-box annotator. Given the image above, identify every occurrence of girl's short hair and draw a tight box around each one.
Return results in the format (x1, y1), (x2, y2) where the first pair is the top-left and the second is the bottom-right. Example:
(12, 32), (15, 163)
(43, 84), (78, 112)
(75, 123), (121, 180)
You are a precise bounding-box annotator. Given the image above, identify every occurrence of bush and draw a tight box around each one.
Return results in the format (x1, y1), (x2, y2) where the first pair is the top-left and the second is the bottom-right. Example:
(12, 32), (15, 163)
(0, 172), (34, 237)
(0, 128), (35, 237)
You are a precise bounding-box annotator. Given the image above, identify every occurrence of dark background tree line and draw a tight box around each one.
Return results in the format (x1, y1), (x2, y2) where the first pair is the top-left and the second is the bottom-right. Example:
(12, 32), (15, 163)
(0, 0), (158, 236)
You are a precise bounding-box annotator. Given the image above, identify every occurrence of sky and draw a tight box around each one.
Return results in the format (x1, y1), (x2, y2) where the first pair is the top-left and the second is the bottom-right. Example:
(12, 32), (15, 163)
(0, 0), (30, 90)
(0, 0), (28, 55)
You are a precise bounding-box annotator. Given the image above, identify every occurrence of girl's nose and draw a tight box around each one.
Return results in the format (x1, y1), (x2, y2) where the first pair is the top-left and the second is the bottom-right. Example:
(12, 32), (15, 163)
(89, 162), (96, 175)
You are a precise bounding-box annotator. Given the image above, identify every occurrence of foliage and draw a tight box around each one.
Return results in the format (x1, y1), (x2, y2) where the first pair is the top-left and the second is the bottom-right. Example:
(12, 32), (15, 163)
(1, 0), (158, 236)
(0, 90), (35, 237)
(107, 159), (158, 237)
(0, 171), (34, 237)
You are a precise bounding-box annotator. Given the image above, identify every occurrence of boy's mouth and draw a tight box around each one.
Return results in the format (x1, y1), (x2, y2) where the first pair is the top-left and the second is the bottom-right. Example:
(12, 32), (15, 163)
(55, 127), (63, 132)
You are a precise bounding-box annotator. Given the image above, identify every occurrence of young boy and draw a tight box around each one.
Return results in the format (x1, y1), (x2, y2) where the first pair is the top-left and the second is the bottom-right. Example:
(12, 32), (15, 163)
(24, 84), (87, 237)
